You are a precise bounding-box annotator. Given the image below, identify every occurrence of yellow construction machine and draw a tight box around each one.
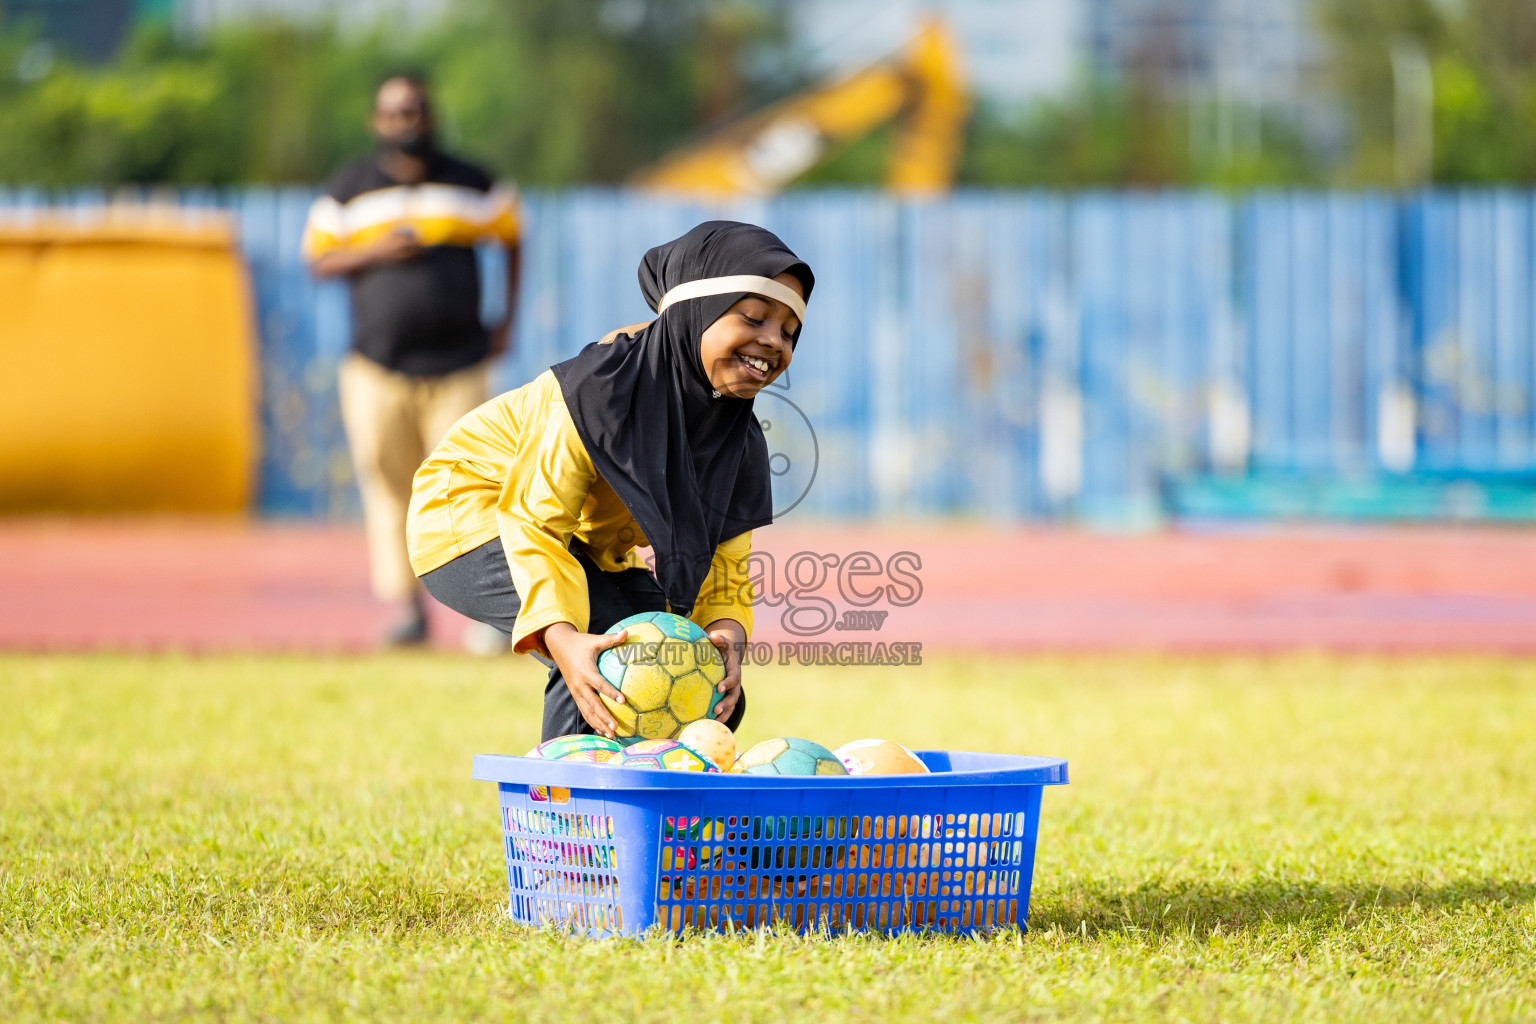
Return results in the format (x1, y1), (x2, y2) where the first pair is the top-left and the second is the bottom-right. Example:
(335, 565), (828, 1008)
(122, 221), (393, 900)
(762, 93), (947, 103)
(631, 20), (968, 197)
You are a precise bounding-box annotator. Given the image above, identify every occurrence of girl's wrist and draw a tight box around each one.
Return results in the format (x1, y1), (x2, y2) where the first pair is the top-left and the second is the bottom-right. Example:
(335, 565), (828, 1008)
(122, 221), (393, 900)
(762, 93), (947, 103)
(703, 618), (746, 643)
(538, 621), (577, 659)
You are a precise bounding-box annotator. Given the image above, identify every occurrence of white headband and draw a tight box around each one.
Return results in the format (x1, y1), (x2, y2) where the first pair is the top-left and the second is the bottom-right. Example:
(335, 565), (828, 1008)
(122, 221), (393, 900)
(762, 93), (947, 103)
(655, 274), (807, 322)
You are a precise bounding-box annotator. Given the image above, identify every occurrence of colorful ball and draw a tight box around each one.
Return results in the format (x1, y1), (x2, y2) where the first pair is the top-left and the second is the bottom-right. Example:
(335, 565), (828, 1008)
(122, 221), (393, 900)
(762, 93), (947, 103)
(526, 734), (624, 759)
(620, 737), (719, 772)
(624, 738), (680, 756)
(555, 747), (624, 764)
(731, 737), (849, 777)
(832, 738), (930, 775)
(677, 718), (736, 770)
(596, 612), (725, 740)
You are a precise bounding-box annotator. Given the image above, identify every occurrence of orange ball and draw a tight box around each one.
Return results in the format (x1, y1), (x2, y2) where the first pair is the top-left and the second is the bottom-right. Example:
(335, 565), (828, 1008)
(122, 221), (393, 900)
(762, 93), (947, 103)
(832, 738), (930, 775)
(677, 718), (736, 770)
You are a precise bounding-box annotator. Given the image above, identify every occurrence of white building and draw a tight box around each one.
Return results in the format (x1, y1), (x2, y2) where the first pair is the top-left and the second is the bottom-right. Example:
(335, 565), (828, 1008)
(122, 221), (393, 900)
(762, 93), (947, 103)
(1086, 0), (1319, 106)
(790, 0), (1321, 112)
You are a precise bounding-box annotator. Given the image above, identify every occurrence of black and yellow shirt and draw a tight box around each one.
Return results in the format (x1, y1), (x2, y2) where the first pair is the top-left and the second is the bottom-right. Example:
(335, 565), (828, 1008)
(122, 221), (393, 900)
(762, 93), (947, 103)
(302, 153), (520, 376)
(406, 370), (754, 657)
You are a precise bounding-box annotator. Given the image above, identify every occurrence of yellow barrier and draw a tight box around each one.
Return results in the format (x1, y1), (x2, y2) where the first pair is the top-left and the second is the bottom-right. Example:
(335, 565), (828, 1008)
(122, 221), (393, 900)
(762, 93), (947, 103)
(0, 210), (256, 513)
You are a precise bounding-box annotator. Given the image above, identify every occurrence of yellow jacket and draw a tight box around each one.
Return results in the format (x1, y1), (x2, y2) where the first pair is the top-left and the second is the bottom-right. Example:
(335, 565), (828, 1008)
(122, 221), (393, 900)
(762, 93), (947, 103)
(407, 369), (754, 656)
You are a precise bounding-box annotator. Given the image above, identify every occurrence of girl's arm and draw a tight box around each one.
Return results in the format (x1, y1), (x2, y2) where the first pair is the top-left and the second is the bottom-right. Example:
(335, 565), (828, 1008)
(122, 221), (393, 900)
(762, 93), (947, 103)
(495, 399), (629, 735)
(692, 531), (755, 726)
(494, 402), (599, 657)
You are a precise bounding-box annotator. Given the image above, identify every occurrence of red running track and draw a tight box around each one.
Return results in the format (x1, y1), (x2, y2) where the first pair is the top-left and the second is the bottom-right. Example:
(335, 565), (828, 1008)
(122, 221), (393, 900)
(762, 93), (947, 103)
(1, 518), (1534, 655)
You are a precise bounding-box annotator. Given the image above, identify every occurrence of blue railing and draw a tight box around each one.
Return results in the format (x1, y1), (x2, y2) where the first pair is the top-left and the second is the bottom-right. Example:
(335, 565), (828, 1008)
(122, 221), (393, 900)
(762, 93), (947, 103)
(5, 187), (1535, 522)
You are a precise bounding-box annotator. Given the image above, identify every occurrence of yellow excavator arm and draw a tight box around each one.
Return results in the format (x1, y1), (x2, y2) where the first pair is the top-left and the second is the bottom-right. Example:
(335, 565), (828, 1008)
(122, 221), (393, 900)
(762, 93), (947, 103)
(631, 21), (968, 197)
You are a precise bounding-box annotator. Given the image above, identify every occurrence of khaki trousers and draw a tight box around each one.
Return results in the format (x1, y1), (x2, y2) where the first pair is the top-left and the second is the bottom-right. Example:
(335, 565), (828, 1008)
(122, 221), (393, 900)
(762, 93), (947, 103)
(338, 352), (488, 601)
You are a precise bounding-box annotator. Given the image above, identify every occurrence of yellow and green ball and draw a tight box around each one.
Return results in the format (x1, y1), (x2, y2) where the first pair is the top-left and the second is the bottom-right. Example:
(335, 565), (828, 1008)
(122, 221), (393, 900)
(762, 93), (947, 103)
(597, 612), (725, 739)
(731, 737), (849, 777)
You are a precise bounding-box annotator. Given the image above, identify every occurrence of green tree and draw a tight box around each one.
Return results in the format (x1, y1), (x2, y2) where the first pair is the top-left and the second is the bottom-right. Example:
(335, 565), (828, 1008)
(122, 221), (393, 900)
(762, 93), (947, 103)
(959, 88), (1317, 190)
(1317, 0), (1536, 184)
(0, 0), (790, 186)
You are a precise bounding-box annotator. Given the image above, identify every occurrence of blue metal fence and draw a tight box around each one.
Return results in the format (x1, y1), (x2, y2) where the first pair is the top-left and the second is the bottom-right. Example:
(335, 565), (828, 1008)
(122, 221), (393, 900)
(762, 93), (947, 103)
(6, 187), (1536, 521)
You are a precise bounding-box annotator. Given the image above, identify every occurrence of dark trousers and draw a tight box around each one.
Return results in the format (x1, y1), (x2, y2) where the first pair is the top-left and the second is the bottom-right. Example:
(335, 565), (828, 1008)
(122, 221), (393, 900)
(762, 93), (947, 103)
(420, 538), (745, 741)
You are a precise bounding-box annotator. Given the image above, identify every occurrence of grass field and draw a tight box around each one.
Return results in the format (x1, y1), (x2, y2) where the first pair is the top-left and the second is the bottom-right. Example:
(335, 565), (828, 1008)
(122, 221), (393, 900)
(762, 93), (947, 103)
(3, 652), (1534, 1022)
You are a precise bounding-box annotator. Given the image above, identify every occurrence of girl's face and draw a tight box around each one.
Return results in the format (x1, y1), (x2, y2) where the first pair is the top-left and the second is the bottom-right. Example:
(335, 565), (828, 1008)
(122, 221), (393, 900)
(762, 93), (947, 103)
(699, 272), (804, 398)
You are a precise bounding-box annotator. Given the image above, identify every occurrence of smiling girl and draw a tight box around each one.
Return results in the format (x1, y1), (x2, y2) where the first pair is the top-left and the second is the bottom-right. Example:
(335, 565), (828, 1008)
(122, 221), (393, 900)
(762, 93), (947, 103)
(405, 221), (812, 740)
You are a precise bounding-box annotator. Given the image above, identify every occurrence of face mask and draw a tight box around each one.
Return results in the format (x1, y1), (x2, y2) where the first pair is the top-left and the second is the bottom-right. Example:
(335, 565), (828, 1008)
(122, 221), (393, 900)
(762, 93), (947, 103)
(385, 130), (436, 159)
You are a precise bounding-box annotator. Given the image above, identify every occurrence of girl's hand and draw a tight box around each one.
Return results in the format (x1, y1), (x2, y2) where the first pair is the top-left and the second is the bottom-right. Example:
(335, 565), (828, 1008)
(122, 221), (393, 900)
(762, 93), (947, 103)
(543, 622), (630, 738)
(704, 619), (747, 723)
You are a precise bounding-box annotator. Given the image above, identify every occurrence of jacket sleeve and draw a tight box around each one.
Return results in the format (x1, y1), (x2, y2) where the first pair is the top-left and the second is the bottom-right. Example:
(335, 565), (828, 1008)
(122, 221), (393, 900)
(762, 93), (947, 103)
(300, 194), (345, 262)
(689, 530), (754, 639)
(495, 401), (597, 657)
(485, 184), (521, 245)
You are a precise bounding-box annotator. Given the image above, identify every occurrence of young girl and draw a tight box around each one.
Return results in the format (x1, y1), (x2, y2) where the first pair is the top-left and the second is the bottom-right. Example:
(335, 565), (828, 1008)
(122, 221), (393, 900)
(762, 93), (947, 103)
(406, 221), (812, 741)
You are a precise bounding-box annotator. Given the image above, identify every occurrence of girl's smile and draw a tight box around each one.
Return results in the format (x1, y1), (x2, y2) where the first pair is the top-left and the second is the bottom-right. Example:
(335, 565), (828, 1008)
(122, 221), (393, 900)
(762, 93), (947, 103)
(739, 353), (772, 377)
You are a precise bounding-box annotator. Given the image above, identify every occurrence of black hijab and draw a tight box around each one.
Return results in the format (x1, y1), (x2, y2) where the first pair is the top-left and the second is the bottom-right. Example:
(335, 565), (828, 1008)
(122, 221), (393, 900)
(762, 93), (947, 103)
(550, 221), (814, 618)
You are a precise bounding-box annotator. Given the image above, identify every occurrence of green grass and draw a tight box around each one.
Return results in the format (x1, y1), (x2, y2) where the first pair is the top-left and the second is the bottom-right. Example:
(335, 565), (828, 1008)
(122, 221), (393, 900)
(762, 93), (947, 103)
(3, 652), (1534, 1022)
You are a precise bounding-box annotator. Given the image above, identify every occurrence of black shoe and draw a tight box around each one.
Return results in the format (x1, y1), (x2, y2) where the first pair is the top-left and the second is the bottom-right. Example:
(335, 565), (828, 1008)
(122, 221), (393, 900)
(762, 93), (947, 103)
(381, 600), (429, 649)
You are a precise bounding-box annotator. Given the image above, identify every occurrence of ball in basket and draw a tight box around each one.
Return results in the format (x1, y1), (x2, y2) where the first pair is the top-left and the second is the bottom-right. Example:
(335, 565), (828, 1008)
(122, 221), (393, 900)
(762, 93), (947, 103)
(620, 738), (719, 772)
(832, 738), (930, 775)
(597, 612), (725, 739)
(677, 718), (735, 770)
(556, 747), (624, 764)
(527, 734), (624, 759)
(731, 737), (848, 776)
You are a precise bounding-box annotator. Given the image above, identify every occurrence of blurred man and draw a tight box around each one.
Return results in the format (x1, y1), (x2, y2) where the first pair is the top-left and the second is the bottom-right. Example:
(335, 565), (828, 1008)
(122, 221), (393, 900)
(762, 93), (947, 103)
(304, 73), (521, 646)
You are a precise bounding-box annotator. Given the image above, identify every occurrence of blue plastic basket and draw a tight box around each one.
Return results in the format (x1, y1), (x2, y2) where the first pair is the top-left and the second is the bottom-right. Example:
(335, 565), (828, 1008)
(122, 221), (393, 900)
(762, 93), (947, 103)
(471, 749), (1068, 937)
